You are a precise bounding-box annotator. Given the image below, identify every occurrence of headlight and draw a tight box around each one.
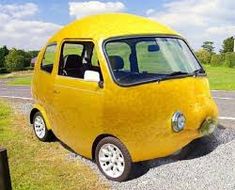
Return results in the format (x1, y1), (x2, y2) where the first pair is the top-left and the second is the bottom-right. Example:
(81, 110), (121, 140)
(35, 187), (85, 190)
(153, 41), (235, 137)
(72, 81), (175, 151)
(199, 117), (218, 136)
(172, 111), (186, 132)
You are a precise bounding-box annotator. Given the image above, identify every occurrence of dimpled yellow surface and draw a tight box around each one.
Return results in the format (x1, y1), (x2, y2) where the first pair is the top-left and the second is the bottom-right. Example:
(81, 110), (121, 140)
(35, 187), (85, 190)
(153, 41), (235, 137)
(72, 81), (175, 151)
(32, 13), (218, 162)
(49, 13), (178, 42)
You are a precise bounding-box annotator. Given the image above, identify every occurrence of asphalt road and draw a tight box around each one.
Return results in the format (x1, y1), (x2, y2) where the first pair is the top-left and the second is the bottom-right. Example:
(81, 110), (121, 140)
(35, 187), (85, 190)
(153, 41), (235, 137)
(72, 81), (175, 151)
(0, 79), (31, 100)
(0, 79), (235, 128)
(212, 91), (235, 128)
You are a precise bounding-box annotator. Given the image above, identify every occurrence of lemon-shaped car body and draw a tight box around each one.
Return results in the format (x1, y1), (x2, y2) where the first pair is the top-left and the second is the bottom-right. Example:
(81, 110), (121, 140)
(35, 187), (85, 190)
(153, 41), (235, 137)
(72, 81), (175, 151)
(30, 13), (218, 181)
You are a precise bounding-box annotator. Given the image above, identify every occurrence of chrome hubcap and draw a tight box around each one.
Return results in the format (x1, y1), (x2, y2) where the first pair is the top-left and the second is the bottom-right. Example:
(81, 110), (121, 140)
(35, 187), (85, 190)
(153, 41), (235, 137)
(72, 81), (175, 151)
(34, 115), (46, 139)
(99, 144), (125, 178)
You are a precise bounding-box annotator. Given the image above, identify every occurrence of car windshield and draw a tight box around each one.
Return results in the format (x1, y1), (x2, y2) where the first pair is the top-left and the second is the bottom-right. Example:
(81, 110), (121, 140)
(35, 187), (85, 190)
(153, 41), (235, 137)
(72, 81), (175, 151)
(104, 37), (203, 86)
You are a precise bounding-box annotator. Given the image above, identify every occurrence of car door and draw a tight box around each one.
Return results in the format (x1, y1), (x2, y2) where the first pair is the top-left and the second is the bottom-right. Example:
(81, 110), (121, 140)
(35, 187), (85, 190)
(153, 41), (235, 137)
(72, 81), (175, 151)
(50, 40), (104, 157)
(34, 43), (58, 115)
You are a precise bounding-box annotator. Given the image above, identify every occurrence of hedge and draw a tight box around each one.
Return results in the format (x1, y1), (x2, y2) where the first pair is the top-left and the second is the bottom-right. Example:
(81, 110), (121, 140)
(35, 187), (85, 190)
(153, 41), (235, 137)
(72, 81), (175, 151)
(210, 54), (224, 66)
(224, 52), (235, 68)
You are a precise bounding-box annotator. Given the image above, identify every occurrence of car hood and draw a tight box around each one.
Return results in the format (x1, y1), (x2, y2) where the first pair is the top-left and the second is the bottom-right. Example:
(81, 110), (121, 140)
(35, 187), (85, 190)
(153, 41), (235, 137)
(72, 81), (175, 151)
(105, 76), (218, 132)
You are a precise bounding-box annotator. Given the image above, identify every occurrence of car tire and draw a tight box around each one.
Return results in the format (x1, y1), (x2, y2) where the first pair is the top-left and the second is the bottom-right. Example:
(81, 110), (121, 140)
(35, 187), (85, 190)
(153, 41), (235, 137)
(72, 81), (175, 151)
(95, 137), (132, 182)
(33, 112), (53, 142)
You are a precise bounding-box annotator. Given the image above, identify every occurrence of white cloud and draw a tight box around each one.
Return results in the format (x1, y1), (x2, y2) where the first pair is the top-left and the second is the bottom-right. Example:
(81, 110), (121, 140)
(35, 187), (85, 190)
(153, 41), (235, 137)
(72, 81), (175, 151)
(0, 3), (61, 50)
(146, 0), (235, 51)
(69, 1), (125, 19)
(0, 3), (38, 19)
(206, 26), (235, 36)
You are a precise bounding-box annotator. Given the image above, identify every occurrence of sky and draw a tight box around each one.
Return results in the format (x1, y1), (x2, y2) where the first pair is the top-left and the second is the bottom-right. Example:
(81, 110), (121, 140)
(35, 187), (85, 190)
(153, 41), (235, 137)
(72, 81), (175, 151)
(0, 0), (235, 51)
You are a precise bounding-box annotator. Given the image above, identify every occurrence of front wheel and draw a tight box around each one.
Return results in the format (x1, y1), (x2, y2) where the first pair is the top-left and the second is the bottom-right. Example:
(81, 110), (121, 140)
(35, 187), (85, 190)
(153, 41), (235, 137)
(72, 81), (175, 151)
(33, 112), (53, 142)
(95, 137), (132, 182)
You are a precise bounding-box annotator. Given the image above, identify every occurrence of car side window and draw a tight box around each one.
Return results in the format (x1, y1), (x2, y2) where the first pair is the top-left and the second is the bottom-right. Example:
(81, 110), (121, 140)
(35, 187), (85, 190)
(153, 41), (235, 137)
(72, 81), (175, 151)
(63, 43), (84, 57)
(59, 41), (102, 80)
(41, 44), (57, 73)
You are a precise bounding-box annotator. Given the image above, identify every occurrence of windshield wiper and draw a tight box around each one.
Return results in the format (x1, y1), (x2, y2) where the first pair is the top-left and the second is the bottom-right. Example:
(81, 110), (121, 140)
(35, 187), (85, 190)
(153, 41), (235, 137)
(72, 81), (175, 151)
(193, 68), (205, 76)
(168, 71), (189, 76)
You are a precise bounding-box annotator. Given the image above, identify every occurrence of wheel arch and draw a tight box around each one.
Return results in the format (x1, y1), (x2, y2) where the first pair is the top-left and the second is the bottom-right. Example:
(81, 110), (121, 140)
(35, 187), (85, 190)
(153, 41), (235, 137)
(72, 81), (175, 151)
(91, 134), (117, 160)
(30, 108), (39, 124)
(30, 104), (52, 130)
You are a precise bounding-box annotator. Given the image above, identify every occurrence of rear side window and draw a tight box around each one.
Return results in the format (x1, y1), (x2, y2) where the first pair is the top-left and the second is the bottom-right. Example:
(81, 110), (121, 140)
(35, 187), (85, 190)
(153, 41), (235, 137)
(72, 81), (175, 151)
(41, 44), (57, 73)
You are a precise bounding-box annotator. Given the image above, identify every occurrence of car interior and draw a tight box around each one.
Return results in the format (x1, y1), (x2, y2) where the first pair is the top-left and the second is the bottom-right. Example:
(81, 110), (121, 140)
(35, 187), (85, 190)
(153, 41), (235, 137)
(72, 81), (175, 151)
(108, 54), (164, 84)
(59, 42), (103, 81)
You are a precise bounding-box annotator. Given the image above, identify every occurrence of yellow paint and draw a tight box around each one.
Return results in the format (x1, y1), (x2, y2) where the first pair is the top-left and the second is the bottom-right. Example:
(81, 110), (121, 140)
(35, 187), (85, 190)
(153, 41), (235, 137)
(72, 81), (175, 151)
(32, 13), (218, 162)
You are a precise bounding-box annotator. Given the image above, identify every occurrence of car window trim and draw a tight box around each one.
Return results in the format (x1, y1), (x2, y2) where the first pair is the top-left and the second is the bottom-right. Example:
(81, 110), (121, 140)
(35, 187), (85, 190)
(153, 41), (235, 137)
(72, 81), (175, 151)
(41, 42), (57, 74)
(57, 39), (103, 82)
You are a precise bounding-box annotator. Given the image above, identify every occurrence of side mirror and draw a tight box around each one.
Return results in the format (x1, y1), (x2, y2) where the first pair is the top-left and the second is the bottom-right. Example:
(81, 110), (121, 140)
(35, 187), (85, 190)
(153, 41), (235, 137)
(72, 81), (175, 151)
(84, 70), (100, 82)
(148, 44), (160, 52)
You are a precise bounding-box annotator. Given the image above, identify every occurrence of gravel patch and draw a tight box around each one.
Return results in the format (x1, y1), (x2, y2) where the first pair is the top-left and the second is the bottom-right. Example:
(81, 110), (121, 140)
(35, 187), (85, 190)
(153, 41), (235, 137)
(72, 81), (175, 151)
(10, 99), (33, 115)
(9, 100), (235, 190)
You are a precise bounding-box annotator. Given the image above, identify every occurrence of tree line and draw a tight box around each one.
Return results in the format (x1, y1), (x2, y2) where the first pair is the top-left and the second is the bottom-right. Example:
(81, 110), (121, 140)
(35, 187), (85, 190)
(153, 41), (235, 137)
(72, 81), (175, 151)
(195, 36), (235, 68)
(0, 36), (234, 74)
(0, 46), (38, 73)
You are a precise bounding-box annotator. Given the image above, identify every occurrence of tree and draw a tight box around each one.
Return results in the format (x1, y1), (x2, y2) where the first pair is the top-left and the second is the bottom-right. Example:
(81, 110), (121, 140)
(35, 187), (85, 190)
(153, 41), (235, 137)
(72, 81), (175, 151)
(27, 50), (39, 58)
(210, 54), (224, 66)
(221, 36), (234, 53)
(201, 41), (215, 53)
(0, 46), (9, 73)
(0, 46), (9, 67)
(19, 49), (31, 67)
(4, 49), (26, 72)
(195, 49), (211, 64)
(224, 52), (235, 68)
(0, 49), (4, 68)
(17, 50), (39, 67)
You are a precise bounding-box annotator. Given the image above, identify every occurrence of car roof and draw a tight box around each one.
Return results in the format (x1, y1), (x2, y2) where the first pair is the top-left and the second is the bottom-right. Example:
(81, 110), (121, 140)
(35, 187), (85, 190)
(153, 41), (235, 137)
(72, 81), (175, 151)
(48, 13), (179, 43)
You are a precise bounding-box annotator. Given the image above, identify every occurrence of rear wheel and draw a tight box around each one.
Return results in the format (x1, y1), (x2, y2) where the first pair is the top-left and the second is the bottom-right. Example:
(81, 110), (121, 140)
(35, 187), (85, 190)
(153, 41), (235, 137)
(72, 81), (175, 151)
(95, 137), (132, 182)
(33, 112), (53, 142)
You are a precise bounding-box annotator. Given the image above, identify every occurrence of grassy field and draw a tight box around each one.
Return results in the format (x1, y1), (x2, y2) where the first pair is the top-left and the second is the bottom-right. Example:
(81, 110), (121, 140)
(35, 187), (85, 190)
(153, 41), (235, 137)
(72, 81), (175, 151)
(0, 70), (32, 79)
(203, 65), (235, 90)
(0, 65), (235, 90)
(0, 101), (108, 190)
(0, 71), (32, 86)
(7, 76), (32, 86)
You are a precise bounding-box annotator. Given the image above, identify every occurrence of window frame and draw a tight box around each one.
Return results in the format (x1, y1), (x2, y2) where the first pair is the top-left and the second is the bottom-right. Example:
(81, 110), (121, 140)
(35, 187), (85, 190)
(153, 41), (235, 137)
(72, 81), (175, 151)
(57, 39), (103, 81)
(58, 41), (85, 76)
(40, 43), (57, 74)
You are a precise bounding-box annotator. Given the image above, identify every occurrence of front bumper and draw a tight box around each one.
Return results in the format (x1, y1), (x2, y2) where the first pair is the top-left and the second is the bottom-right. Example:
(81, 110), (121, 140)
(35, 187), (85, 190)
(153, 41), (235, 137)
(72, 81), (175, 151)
(198, 117), (218, 136)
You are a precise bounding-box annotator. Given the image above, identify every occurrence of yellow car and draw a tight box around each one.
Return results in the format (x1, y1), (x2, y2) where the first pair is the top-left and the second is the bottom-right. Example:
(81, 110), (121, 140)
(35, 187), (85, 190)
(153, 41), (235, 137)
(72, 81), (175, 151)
(30, 13), (218, 181)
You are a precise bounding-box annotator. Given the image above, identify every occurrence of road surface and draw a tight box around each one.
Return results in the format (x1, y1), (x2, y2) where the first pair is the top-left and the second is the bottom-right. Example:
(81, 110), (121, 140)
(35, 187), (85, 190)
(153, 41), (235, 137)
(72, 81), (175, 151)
(0, 79), (234, 128)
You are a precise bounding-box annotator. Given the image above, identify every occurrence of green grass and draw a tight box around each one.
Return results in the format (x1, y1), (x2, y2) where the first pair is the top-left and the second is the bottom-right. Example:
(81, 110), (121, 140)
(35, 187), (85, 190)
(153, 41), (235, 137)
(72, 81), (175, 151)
(0, 71), (33, 86)
(203, 65), (235, 90)
(1, 62), (235, 90)
(7, 76), (32, 86)
(0, 70), (32, 79)
(0, 101), (108, 190)
(0, 101), (12, 141)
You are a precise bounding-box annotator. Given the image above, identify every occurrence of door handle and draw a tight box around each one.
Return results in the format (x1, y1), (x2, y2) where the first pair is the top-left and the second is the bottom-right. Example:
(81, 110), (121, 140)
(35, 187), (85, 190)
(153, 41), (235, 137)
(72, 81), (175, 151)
(53, 90), (60, 94)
